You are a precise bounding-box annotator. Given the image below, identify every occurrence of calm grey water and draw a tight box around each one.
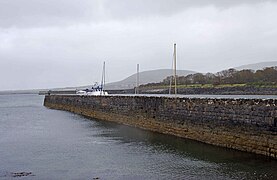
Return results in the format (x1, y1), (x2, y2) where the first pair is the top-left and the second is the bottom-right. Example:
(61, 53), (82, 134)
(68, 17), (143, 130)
(0, 94), (276, 180)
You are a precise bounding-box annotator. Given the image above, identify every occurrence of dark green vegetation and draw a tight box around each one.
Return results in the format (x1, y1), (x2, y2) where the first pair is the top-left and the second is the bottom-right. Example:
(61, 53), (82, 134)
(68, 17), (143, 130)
(141, 67), (277, 88)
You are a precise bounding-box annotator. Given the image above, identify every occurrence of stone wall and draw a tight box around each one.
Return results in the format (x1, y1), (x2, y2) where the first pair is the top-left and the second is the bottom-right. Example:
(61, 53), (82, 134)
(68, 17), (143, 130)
(44, 95), (277, 159)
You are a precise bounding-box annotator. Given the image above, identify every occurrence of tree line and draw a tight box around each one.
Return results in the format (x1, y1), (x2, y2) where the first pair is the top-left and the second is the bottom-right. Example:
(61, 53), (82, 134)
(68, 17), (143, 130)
(143, 67), (277, 87)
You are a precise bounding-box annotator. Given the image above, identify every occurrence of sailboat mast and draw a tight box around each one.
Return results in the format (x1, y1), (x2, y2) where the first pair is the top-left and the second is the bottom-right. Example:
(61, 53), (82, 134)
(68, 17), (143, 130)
(136, 64), (140, 94)
(173, 43), (177, 95)
(101, 61), (105, 95)
(103, 61), (105, 91)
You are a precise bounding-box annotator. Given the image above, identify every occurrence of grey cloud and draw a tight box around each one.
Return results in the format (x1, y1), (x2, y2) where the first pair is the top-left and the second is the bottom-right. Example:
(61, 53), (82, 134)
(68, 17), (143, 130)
(0, 1), (277, 90)
(0, 0), (275, 28)
(104, 0), (275, 19)
(0, 0), (101, 28)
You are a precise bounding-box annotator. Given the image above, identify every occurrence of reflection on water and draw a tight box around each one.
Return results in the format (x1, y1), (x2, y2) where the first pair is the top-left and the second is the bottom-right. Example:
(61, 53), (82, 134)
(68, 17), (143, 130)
(0, 94), (276, 179)
(93, 121), (277, 179)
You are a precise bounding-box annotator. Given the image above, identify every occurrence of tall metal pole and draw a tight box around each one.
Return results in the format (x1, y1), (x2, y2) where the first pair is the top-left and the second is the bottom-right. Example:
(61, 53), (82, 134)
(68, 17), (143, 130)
(173, 43), (177, 95)
(136, 64), (139, 94)
(103, 61), (105, 92)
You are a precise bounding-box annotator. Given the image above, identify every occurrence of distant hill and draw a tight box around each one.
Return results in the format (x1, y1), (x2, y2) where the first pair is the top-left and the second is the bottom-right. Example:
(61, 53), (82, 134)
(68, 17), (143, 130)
(234, 61), (277, 71)
(76, 69), (195, 90)
(61, 61), (277, 91)
(105, 69), (195, 90)
(3, 61), (277, 93)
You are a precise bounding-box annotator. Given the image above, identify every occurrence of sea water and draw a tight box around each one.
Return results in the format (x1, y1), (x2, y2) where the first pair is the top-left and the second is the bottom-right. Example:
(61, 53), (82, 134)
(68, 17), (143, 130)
(0, 94), (276, 179)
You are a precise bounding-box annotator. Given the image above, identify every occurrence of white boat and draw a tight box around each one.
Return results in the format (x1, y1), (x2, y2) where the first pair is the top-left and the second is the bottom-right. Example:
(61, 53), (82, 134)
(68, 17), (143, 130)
(76, 90), (108, 96)
(77, 62), (108, 96)
(76, 83), (108, 96)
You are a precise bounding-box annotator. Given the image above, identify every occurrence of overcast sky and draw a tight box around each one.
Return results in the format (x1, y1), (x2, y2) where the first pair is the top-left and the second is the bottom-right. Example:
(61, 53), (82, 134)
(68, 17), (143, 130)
(1, 0), (277, 90)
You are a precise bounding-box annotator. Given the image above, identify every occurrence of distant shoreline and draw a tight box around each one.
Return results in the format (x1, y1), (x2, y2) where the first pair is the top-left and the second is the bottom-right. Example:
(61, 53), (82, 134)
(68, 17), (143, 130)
(0, 91), (40, 95)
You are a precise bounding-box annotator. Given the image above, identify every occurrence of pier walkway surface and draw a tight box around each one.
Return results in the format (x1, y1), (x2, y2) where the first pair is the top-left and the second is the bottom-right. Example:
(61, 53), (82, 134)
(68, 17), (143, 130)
(47, 93), (277, 99)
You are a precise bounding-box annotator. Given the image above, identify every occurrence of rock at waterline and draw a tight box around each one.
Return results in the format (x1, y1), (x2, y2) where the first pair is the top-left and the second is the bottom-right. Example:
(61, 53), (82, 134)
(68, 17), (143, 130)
(0, 171), (34, 178)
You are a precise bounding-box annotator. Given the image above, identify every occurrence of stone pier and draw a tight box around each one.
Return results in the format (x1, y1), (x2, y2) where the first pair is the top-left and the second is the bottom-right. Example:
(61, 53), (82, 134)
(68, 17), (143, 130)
(44, 95), (277, 159)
